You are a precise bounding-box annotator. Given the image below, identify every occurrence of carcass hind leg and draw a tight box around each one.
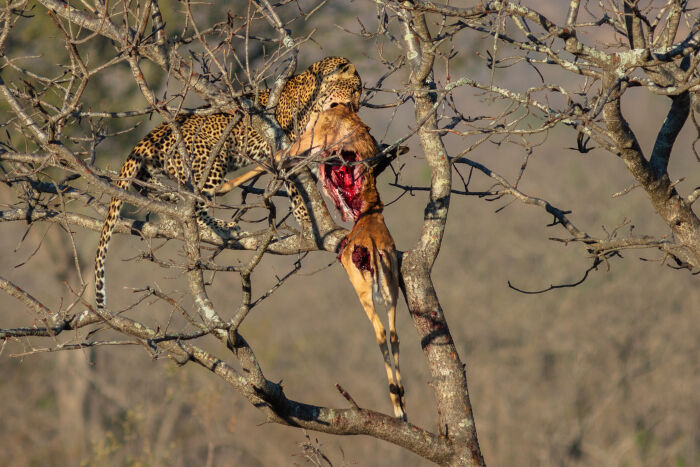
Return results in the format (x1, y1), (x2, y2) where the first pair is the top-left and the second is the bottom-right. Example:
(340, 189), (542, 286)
(345, 266), (406, 419)
(388, 303), (405, 419)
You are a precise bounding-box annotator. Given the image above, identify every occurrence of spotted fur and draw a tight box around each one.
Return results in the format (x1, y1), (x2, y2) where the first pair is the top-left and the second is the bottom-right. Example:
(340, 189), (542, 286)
(95, 57), (362, 310)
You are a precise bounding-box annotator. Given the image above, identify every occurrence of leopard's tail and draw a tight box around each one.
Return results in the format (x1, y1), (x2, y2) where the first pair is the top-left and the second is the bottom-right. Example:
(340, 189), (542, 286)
(94, 152), (143, 311)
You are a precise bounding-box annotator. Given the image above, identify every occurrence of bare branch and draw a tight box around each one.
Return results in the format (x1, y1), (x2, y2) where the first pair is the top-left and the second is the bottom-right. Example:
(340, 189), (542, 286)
(649, 92), (691, 176)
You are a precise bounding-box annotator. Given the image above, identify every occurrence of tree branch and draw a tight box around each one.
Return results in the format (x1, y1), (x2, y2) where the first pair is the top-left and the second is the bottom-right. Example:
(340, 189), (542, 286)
(398, 5), (485, 466)
(649, 92), (691, 176)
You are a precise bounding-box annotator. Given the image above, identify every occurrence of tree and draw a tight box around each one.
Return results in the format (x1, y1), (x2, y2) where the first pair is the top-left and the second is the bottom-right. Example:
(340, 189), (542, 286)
(1, 1), (698, 466)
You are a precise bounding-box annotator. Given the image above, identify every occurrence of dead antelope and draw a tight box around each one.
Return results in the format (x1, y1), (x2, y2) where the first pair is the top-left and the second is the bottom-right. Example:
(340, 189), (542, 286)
(222, 104), (407, 418)
(335, 166), (405, 419)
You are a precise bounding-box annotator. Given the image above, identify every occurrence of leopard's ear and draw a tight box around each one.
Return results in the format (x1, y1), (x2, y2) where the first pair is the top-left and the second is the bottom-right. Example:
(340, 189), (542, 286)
(337, 62), (356, 77)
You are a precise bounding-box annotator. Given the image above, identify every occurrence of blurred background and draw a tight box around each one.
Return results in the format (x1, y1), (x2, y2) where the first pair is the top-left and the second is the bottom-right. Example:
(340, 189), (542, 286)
(1, 1), (698, 466)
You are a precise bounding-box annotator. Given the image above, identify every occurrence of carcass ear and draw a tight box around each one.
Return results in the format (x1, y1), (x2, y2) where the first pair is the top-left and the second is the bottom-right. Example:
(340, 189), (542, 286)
(378, 143), (409, 157)
(373, 143), (409, 176)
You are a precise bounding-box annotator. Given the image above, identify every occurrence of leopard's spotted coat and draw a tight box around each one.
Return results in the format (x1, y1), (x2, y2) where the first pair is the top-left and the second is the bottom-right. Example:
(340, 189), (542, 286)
(94, 57), (362, 310)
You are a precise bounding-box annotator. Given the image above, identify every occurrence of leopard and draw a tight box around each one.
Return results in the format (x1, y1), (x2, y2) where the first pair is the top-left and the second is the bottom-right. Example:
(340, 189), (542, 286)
(94, 57), (362, 311)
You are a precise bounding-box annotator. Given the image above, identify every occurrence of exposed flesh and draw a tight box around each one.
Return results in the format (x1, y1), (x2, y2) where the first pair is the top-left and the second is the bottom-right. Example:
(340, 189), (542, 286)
(320, 149), (366, 222)
(351, 244), (373, 273)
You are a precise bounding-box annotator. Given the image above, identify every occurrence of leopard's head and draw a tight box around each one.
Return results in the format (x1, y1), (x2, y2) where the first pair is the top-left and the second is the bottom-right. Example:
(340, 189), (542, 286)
(311, 57), (362, 113)
(275, 57), (363, 138)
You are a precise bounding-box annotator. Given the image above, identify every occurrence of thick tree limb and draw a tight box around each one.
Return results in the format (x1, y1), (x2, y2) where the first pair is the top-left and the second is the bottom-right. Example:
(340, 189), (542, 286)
(398, 6), (485, 467)
(649, 92), (691, 176)
(602, 76), (700, 268)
